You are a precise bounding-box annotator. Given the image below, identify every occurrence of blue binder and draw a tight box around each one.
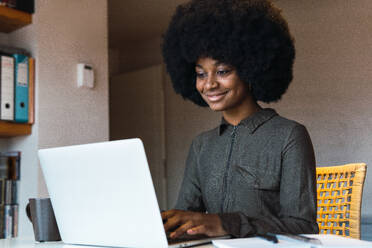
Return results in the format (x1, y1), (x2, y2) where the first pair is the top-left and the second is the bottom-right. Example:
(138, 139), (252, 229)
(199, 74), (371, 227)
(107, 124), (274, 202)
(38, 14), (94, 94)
(13, 54), (29, 123)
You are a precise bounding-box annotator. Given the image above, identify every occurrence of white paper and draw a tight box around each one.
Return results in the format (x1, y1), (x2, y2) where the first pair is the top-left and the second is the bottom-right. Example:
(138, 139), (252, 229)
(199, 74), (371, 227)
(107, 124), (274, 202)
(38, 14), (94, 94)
(306, 234), (372, 248)
(213, 237), (310, 248)
(212, 235), (372, 248)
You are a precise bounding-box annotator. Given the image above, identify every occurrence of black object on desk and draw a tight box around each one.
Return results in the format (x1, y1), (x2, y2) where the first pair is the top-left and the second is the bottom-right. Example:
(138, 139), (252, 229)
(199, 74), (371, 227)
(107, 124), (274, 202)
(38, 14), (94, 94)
(26, 198), (61, 242)
(258, 233), (278, 243)
(279, 233), (322, 246)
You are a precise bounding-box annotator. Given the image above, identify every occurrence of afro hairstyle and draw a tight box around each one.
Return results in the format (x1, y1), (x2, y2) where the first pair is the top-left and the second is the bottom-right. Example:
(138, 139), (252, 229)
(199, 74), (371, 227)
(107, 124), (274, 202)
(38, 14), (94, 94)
(162, 0), (295, 106)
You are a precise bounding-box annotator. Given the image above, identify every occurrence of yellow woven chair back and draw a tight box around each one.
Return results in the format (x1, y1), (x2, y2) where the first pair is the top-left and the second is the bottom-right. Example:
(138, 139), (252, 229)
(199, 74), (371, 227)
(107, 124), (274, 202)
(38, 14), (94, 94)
(316, 163), (367, 239)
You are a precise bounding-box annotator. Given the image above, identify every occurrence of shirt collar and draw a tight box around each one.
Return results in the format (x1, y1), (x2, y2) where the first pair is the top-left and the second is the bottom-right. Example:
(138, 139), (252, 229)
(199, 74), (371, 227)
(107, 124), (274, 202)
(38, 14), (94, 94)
(218, 108), (278, 135)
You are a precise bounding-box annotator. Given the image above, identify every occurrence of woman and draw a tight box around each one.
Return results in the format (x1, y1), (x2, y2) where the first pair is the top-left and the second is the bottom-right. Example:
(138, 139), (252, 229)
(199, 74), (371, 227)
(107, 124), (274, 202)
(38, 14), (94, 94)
(161, 0), (319, 239)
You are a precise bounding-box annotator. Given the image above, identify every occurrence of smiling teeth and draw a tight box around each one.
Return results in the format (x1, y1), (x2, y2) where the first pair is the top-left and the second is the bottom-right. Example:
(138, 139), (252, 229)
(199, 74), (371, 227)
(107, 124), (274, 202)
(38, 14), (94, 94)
(206, 92), (227, 102)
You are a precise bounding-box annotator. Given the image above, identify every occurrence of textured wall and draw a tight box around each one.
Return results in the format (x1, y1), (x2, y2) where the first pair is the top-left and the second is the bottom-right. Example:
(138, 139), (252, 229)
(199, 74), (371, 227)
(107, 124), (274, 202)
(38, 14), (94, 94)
(1, 0), (109, 238)
(36, 0), (109, 196)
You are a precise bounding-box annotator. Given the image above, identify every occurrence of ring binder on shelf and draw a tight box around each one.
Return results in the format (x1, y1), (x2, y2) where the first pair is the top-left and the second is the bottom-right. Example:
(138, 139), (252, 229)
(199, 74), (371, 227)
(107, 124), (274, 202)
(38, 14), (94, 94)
(0, 54), (14, 121)
(13, 54), (29, 123)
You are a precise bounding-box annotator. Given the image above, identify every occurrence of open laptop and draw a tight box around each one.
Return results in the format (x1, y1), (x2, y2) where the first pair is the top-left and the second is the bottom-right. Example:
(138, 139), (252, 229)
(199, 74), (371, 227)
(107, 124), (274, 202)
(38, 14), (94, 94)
(38, 138), (229, 248)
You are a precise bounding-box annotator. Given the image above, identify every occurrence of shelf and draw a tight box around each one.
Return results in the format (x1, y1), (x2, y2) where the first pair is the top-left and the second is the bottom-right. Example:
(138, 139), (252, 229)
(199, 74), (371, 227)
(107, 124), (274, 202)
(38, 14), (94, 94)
(0, 121), (32, 137)
(0, 6), (34, 137)
(0, 5), (32, 33)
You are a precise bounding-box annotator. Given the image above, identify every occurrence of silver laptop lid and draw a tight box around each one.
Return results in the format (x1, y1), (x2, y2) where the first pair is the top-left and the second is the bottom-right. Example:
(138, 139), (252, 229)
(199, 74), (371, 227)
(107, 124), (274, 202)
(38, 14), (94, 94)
(38, 138), (168, 248)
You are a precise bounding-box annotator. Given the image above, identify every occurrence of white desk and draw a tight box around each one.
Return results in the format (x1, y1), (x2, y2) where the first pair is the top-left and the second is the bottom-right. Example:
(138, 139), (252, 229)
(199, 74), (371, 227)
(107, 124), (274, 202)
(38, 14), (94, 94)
(0, 237), (64, 248)
(0, 237), (214, 248)
(3, 235), (372, 248)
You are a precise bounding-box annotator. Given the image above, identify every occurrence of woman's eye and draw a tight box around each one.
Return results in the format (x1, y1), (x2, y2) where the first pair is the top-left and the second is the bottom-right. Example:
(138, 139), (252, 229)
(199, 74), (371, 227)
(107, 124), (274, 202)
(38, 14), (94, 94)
(196, 72), (207, 78)
(217, 70), (231, 76)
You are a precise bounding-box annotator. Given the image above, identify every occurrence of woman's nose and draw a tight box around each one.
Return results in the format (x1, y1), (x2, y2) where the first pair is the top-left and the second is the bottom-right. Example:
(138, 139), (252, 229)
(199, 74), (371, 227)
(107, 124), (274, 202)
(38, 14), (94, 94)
(204, 74), (217, 90)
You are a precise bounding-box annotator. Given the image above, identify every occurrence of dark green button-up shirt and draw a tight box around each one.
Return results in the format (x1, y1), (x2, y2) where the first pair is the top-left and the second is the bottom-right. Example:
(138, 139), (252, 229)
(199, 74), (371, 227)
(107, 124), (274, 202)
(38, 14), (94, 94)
(175, 108), (319, 237)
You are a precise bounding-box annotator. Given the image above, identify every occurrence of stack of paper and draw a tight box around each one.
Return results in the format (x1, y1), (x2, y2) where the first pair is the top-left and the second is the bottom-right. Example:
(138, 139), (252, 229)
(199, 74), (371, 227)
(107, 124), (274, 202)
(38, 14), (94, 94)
(212, 234), (372, 248)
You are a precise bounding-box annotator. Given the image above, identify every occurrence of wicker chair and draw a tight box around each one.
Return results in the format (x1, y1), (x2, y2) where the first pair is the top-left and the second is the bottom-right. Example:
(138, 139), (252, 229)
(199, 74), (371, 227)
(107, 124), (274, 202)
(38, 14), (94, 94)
(316, 163), (367, 239)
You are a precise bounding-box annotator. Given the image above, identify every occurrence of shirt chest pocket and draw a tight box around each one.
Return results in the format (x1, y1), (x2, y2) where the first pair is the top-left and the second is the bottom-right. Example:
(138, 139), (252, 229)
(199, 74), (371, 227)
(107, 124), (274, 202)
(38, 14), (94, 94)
(234, 163), (280, 191)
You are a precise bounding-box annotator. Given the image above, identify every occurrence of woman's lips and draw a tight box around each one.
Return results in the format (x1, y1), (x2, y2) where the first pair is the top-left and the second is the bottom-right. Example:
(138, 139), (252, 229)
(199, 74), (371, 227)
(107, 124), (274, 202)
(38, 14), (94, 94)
(205, 91), (228, 102)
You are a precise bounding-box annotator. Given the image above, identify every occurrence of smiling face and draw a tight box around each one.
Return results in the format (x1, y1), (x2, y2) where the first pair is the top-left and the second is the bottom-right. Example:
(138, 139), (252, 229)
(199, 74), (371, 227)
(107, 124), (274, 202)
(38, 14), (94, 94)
(195, 57), (251, 113)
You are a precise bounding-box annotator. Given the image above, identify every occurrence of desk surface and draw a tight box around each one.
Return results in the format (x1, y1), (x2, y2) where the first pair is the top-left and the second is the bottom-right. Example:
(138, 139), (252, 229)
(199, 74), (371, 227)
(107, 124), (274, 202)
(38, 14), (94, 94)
(0, 238), (62, 248)
(0, 237), (214, 248)
(3, 235), (372, 248)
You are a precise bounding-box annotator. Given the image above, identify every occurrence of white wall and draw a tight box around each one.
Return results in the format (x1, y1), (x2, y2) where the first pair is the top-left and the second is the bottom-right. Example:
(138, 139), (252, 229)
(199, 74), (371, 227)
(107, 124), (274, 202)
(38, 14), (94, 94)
(36, 0), (109, 150)
(2, 0), (109, 238)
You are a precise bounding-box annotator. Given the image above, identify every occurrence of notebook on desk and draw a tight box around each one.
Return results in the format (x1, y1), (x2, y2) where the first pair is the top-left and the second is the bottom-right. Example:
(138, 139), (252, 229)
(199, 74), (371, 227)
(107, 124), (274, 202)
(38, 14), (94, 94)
(38, 138), (228, 248)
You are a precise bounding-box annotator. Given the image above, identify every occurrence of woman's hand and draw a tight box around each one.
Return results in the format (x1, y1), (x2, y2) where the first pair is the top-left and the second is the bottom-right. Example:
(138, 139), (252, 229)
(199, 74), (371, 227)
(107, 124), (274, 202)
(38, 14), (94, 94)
(161, 209), (228, 239)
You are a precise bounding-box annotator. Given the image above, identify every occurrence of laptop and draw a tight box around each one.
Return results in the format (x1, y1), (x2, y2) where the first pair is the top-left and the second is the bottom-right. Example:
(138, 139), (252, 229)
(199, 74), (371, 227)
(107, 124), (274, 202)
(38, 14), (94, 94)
(38, 138), (229, 248)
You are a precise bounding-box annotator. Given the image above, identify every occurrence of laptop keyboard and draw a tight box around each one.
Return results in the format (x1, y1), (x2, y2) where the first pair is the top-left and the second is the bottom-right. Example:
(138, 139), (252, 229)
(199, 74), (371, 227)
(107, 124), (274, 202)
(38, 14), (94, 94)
(167, 233), (210, 244)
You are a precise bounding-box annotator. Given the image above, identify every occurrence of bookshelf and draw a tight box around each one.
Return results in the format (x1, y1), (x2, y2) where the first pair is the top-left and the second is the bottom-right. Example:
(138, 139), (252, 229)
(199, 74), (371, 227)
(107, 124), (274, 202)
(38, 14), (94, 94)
(0, 5), (32, 33)
(0, 5), (33, 137)
(0, 122), (31, 137)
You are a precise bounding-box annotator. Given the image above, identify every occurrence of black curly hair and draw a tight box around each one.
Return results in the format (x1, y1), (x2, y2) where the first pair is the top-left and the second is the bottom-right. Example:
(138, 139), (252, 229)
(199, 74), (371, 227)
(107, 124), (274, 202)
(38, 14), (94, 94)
(162, 0), (295, 106)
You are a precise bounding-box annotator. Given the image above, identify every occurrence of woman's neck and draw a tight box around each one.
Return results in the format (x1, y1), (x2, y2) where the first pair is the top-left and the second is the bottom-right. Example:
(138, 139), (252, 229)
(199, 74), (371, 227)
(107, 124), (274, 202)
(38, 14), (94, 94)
(222, 101), (262, 126)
